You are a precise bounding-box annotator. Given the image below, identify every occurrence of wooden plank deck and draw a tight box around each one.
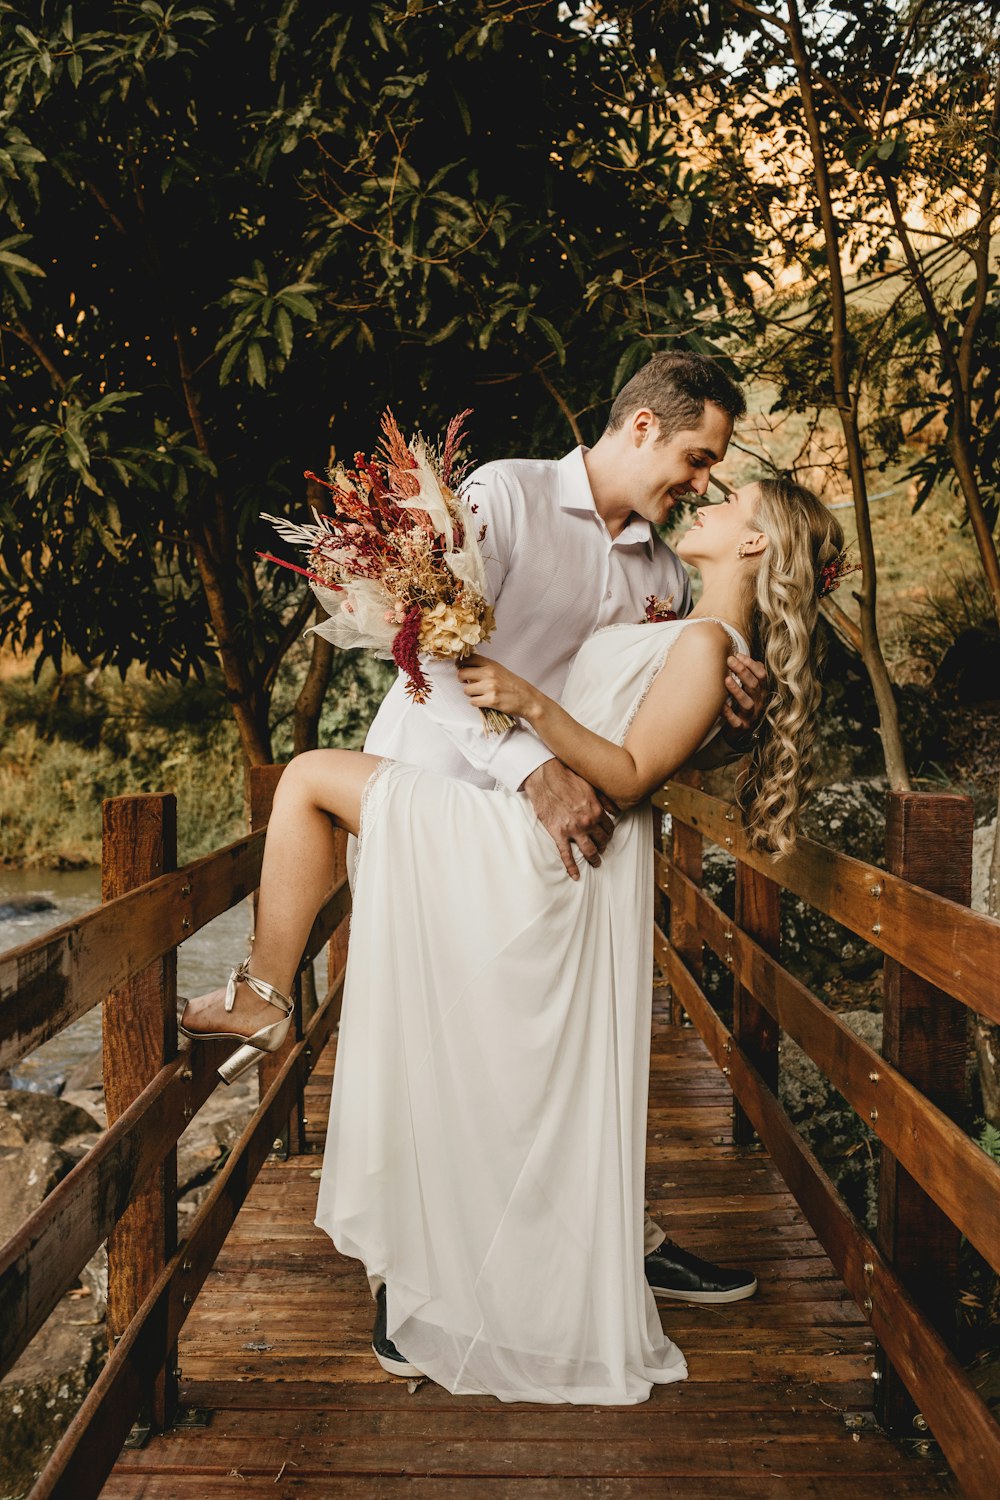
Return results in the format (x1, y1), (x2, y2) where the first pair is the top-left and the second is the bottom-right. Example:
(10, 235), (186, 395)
(99, 1023), (960, 1498)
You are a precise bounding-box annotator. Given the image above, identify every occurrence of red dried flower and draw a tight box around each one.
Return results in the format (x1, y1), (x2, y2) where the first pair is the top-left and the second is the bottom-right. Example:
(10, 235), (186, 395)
(644, 594), (678, 622)
(391, 604), (431, 703)
(817, 554), (861, 599)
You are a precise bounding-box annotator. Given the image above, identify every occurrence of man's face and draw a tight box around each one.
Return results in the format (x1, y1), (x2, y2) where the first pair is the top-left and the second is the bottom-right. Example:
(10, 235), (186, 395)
(626, 402), (734, 527)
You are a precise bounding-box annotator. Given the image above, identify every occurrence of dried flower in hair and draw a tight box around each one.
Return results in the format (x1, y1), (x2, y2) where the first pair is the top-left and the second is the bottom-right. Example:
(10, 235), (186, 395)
(817, 552), (861, 599)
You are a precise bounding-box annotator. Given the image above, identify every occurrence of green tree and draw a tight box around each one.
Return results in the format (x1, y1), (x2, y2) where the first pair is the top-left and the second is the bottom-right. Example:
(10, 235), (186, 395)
(0, 1), (757, 766)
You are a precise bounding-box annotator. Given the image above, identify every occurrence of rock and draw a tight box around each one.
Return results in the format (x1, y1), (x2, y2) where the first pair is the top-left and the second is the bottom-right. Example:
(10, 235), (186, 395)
(0, 1093), (103, 1250)
(0, 1090), (102, 1150)
(62, 1047), (104, 1097)
(0, 1059), (255, 1494)
(697, 778), (887, 1008)
(780, 1009), (883, 1230)
(0, 897), (56, 922)
(972, 818), (997, 916)
(0, 1140), (80, 1244)
(934, 624), (1000, 707)
(0, 1296), (106, 1499)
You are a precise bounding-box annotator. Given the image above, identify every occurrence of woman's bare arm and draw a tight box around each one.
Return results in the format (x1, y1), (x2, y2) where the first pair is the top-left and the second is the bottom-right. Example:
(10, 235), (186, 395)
(459, 623), (732, 808)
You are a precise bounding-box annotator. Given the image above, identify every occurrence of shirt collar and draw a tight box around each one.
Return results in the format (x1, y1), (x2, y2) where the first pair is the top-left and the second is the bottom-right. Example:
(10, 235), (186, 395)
(557, 446), (653, 550)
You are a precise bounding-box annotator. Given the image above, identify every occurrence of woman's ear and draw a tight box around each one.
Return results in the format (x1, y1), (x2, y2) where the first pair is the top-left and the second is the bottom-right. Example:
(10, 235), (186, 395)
(740, 531), (768, 557)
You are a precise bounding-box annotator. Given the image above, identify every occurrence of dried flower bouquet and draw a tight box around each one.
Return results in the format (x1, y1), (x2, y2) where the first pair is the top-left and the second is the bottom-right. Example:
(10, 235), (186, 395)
(260, 410), (515, 733)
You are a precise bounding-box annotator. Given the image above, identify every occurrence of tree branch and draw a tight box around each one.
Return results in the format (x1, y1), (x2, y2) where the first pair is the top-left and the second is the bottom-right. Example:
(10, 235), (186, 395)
(533, 361), (584, 445)
(3, 319), (68, 391)
(261, 588), (316, 696)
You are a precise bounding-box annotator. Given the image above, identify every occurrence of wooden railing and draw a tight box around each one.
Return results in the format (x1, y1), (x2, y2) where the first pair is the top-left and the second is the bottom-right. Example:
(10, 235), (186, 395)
(0, 767), (350, 1500)
(653, 774), (1000, 1500)
(4, 765), (999, 1499)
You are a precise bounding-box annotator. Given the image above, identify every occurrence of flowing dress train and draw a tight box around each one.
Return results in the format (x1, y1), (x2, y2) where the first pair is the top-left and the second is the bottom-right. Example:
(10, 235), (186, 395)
(315, 616), (747, 1403)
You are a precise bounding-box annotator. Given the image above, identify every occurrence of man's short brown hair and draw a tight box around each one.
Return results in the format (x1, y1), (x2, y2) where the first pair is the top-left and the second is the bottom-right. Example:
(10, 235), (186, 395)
(606, 352), (746, 439)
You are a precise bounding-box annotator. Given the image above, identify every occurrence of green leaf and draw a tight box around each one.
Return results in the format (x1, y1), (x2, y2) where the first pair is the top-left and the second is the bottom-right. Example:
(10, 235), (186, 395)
(425, 315), (463, 345)
(612, 341), (649, 393)
(278, 290), (316, 320)
(68, 52), (83, 87)
(218, 338), (244, 385)
(274, 305), (293, 356)
(0, 249), (45, 276)
(247, 340), (267, 387)
(533, 316), (565, 365)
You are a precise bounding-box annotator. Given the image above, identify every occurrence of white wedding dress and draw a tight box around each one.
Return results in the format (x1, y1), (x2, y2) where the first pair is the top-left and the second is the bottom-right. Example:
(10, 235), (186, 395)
(315, 616), (747, 1404)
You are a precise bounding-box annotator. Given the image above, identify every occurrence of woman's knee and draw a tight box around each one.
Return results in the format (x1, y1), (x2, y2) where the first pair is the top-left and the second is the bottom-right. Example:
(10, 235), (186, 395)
(274, 750), (328, 808)
(274, 749), (357, 812)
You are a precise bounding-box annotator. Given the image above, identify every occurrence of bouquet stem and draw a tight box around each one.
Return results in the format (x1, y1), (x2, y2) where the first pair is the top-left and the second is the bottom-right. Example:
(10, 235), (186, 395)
(479, 707), (517, 736)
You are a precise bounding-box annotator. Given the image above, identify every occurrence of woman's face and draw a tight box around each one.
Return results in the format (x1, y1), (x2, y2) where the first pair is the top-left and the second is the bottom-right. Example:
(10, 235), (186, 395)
(674, 482), (764, 566)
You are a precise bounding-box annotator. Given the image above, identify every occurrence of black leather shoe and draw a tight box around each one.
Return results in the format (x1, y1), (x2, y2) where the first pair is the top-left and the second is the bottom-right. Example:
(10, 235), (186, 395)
(372, 1284), (423, 1377)
(645, 1239), (758, 1303)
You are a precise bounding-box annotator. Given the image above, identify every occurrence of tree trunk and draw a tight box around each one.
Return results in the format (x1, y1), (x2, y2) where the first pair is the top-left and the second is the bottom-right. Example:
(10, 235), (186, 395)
(785, 0), (911, 791)
(293, 607), (334, 755)
(189, 526), (273, 767)
(974, 779), (1000, 1124)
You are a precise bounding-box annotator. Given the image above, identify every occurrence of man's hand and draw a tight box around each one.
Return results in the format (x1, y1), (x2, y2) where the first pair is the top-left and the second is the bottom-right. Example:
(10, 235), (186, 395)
(720, 651), (768, 748)
(522, 760), (618, 881)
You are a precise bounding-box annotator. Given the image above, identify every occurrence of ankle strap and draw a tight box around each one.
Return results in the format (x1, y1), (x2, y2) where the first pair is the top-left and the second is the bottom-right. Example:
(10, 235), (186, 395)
(224, 958), (293, 1017)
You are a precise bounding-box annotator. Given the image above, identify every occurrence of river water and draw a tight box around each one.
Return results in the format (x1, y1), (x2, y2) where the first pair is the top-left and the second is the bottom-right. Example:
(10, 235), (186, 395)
(0, 867), (275, 1095)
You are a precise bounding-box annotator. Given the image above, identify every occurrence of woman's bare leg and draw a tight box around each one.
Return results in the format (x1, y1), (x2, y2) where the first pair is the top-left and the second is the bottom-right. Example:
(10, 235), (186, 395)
(181, 750), (384, 1036)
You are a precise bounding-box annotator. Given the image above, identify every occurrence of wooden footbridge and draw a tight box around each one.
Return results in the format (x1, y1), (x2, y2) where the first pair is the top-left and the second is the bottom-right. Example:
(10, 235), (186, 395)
(2, 768), (999, 1498)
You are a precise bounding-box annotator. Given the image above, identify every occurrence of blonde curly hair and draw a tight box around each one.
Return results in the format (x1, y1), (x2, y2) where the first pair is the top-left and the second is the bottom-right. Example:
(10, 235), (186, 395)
(738, 478), (845, 858)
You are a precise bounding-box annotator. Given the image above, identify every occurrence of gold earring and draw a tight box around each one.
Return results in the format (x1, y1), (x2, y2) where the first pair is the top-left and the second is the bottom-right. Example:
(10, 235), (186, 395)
(737, 542), (748, 559)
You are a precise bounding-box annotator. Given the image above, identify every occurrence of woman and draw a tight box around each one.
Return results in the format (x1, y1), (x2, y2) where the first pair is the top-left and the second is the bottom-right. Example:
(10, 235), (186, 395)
(180, 477), (844, 1404)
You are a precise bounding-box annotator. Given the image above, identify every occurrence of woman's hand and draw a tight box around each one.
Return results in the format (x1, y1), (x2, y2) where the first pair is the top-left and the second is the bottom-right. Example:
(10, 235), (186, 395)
(458, 655), (538, 719)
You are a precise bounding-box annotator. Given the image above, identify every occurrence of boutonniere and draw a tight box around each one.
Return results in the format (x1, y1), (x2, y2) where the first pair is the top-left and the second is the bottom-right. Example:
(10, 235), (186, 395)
(642, 593), (678, 623)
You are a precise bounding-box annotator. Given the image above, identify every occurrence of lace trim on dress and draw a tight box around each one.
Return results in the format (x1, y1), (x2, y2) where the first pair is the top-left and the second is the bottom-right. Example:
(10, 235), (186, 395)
(613, 617), (748, 747)
(357, 757), (394, 859)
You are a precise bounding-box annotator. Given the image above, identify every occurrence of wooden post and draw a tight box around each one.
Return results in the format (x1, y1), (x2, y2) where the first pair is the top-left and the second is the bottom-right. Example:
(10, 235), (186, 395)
(874, 791), (973, 1436)
(328, 827), (350, 990)
(732, 860), (781, 1146)
(248, 766), (305, 1156)
(102, 794), (178, 1430)
(668, 770), (704, 1026)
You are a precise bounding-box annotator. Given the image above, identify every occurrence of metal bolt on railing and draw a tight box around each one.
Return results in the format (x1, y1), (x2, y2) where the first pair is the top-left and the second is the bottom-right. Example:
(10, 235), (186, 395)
(913, 1414), (929, 1433)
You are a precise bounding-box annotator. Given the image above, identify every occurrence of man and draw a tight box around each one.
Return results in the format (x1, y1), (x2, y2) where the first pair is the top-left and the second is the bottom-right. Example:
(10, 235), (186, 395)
(363, 352), (764, 1375)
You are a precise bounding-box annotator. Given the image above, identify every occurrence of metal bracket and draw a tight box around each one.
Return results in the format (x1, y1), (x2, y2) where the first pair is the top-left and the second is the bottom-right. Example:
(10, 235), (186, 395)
(173, 1406), (212, 1429)
(842, 1411), (881, 1434)
(123, 1418), (152, 1450)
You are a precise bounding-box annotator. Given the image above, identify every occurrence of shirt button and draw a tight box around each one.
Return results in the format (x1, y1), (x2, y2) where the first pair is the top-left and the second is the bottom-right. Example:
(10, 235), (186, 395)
(605, 589), (612, 599)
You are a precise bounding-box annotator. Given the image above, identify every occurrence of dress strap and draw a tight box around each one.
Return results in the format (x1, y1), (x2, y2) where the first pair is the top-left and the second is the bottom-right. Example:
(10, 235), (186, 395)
(675, 615), (749, 657)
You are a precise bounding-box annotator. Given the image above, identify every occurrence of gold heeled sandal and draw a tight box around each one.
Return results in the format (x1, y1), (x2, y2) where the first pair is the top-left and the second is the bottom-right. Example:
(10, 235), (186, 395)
(179, 957), (294, 1086)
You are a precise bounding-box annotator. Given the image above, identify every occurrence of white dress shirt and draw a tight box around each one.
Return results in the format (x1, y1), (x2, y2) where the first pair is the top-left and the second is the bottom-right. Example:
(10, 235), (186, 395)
(362, 446), (693, 790)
